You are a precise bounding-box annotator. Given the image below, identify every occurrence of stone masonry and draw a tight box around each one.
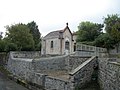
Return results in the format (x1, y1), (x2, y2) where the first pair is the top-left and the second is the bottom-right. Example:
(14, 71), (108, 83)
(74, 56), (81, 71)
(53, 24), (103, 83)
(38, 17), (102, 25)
(7, 51), (97, 90)
(6, 44), (120, 90)
(98, 58), (120, 90)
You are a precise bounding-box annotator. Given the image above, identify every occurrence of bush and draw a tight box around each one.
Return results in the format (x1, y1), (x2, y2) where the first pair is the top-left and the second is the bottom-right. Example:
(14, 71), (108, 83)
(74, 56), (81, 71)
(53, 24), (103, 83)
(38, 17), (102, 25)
(21, 45), (34, 51)
(0, 40), (6, 52)
(35, 42), (41, 51)
(5, 43), (17, 52)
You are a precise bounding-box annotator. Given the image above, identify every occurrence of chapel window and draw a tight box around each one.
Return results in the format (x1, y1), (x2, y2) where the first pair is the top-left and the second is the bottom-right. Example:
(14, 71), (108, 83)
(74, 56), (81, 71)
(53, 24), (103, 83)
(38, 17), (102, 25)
(51, 41), (53, 48)
(65, 41), (69, 50)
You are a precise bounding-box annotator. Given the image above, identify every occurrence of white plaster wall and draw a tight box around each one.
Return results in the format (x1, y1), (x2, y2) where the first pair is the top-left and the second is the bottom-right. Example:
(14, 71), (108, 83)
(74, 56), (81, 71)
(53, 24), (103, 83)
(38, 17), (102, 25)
(41, 39), (46, 55)
(72, 35), (77, 53)
(62, 29), (73, 54)
(45, 38), (61, 55)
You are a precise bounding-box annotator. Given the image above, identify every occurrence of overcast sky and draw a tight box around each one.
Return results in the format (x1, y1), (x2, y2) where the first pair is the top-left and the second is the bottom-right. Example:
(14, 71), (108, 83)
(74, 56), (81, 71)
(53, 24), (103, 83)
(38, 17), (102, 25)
(0, 0), (120, 36)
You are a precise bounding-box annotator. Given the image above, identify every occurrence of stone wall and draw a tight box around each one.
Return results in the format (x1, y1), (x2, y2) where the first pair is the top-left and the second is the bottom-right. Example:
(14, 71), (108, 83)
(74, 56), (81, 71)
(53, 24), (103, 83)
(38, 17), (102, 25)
(0, 52), (8, 66)
(8, 52), (90, 73)
(32, 55), (90, 72)
(7, 54), (72, 90)
(45, 76), (71, 90)
(68, 56), (90, 70)
(11, 51), (41, 59)
(76, 43), (107, 57)
(32, 55), (68, 72)
(7, 58), (33, 80)
(109, 43), (120, 54)
(69, 56), (97, 89)
(98, 58), (120, 90)
(7, 51), (97, 90)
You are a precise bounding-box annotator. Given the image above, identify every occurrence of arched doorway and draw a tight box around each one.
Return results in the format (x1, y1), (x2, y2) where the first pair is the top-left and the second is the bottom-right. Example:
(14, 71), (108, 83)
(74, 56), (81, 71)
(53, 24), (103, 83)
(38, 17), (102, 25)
(74, 43), (76, 52)
(65, 41), (70, 54)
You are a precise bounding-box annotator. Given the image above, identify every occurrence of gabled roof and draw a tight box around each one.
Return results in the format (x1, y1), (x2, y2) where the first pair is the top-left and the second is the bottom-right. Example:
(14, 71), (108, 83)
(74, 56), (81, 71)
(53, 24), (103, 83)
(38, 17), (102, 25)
(43, 23), (73, 39)
(43, 30), (63, 39)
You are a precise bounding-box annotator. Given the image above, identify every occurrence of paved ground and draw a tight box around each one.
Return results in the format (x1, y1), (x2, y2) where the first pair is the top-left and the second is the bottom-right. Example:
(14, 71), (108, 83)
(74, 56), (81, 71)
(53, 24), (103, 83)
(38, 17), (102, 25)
(39, 70), (70, 80)
(0, 72), (29, 90)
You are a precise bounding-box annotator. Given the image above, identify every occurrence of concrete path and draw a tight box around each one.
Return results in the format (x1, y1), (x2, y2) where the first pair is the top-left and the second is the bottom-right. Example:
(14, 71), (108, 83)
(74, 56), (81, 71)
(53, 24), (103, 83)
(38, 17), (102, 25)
(0, 72), (29, 90)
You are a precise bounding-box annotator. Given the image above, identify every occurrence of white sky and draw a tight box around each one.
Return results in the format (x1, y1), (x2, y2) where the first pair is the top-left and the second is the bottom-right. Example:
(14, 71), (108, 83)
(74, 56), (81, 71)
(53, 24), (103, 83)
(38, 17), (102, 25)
(0, 0), (120, 36)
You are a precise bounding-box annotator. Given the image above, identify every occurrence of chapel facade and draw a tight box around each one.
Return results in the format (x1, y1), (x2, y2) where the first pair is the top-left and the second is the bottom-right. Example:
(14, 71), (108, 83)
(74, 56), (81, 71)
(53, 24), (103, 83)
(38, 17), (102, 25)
(41, 23), (77, 55)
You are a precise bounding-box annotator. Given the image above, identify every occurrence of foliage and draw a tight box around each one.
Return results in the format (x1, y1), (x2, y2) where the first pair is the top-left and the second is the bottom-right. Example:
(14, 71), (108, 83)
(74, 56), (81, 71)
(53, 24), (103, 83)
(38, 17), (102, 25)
(27, 21), (41, 50)
(110, 23), (120, 43)
(76, 14), (120, 51)
(104, 14), (120, 51)
(1, 21), (41, 52)
(104, 14), (120, 34)
(0, 40), (6, 52)
(5, 43), (17, 52)
(94, 33), (115, 50)
(0, 32), (3, 40)
(35, 42), (41, 51)
(0, 36), (2, 40)
(76, 21), (103, 43)
(5, 24), (35, 51)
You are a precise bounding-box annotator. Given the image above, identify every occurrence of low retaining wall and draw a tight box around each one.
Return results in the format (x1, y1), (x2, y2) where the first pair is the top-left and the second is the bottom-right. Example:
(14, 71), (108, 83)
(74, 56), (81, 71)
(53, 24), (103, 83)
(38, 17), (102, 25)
(0, 52), (8, 66)
(98, 58), (120, 90)
(33, 55), (90, 72)
(69, 56), (97, 89)
(69, 56), (90, 70)
(11, 51), (41, 58)
(7, 51), (97, 90)
(32, 55), (68, 72)
(7, 58), (33, 80)
(76, 43), (107, 57)
(45, 76), (71, 90)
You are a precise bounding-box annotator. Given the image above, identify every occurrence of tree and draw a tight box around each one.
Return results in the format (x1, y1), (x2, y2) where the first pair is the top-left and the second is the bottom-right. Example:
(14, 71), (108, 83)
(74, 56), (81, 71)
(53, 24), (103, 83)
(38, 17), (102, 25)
(104, 14), (120, 34)
(76, 21), (104, 44)
(5, 43), (17, 52)
(94, 33), (115, 50)
(27, 21), (41, 50)
(0, 32), (3, 40)
(0, 40), (6, 52)
(104, 14), (120, 52)
(5, 23), (35, 51)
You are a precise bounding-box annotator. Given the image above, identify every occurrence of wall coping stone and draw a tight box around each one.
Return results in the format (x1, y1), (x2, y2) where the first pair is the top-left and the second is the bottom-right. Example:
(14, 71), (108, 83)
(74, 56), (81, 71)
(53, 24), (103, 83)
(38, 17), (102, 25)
(109, 61), (120, 66)
(34, 55), (68, 61)
(46, 75), (69, 82)
(12, 58), (33, 62)
(69, 56), (96, 75)
(69, 55), (91, 58)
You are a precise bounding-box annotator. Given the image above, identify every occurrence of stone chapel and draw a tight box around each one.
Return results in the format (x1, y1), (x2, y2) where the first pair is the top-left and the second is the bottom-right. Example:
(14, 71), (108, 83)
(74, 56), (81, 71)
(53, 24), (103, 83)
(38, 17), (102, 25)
(41, 23), (77, 55)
